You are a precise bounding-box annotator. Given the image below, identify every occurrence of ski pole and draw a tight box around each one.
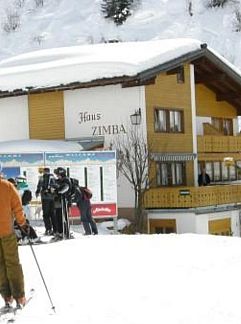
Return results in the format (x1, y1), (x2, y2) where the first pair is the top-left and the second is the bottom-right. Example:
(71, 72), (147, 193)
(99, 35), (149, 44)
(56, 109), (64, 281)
(61, 195), (66, 239)
(28, 239), (56, 312)
(65, 198), (70, 239)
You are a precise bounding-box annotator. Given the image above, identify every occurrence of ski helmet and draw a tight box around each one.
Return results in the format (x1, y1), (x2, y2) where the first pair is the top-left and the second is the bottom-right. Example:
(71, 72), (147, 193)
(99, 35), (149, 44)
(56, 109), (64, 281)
(54, 167), (66, 177)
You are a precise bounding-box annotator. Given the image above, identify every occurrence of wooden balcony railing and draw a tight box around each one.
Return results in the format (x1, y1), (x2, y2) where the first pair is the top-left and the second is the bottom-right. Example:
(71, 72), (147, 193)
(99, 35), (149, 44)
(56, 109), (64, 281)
(144, 184), (241, 209)
(197, 135), (241, 153)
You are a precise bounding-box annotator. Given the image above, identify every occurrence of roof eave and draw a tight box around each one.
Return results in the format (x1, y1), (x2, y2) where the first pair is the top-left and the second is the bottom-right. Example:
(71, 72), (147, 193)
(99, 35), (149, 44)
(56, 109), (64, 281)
(2, 46), (241, 98)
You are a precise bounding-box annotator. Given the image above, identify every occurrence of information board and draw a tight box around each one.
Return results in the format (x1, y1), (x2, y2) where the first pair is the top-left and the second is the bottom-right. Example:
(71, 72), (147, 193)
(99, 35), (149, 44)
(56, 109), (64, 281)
(0, 151), (117, 218)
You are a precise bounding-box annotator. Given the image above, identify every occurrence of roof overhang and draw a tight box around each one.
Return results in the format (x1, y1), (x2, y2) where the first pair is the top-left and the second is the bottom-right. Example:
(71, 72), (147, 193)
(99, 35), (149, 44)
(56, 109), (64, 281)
(1, 45), (241, 114)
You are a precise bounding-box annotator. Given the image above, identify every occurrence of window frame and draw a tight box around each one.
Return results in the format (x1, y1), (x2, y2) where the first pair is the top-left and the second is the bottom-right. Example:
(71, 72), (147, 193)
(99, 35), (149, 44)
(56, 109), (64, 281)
(211, 117), (233, 135)
(156, 161), (186, 187)
(154, 107), (184, 133)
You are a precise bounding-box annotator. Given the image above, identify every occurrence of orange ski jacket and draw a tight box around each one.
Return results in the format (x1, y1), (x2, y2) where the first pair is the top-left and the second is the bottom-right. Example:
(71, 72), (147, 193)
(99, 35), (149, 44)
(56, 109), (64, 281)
(0, 178), (26, 237)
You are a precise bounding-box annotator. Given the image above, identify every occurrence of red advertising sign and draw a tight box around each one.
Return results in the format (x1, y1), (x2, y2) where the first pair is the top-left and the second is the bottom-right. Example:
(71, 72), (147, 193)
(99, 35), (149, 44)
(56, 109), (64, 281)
(70, 203), (117, 218)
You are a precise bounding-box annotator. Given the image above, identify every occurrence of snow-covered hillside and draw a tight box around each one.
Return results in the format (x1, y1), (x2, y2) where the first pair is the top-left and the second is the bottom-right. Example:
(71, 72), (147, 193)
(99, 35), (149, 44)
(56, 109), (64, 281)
(0, 0), (241, 68)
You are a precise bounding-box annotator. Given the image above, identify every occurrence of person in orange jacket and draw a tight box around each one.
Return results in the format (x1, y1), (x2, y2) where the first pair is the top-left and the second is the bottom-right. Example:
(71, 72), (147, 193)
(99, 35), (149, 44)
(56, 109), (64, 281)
(0, 164), (29, 309)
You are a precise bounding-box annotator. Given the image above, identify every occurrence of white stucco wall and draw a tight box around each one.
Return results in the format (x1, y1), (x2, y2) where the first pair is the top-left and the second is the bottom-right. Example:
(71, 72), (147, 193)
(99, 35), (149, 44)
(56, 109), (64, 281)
(64, 84), (146, 144)
(196, 116), (211, 135)
(148, 208), (241, 236)
(64, 84), (147, 208)
(0, 96), (29, 142)
(148, 211), (196, 233)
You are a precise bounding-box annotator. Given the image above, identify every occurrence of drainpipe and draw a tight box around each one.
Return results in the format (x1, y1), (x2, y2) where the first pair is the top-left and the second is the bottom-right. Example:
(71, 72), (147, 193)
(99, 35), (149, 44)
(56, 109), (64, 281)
(190, 64), (198, 187)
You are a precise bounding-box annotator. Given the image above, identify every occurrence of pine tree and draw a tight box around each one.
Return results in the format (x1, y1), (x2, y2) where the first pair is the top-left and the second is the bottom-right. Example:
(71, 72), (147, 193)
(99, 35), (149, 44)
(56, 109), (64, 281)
(101, 0), (134, 25)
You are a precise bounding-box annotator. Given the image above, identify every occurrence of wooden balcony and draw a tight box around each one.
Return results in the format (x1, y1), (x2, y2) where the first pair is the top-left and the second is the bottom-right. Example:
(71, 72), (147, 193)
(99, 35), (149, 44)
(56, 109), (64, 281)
(144, 184), (241, 209)
(197, 135), (241, 153)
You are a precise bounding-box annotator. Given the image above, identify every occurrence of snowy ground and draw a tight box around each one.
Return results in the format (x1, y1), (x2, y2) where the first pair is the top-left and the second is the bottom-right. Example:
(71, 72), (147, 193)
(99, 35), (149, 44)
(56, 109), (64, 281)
(3, 219), (241, 324)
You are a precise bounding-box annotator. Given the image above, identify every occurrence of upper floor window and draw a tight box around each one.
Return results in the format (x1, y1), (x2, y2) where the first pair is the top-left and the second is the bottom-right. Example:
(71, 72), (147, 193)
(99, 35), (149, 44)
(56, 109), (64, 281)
(155, 108), (183, 133)
(211, 117), (233, 135)
(156, 162), (186, 186)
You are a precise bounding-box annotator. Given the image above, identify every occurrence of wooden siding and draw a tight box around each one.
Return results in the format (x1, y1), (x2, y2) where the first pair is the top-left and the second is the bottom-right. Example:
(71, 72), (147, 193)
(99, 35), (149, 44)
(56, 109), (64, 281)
(196, 84), (237, 118)
(28, 92), (65, 139)
(197, 135), (241, 154)
(145, 64), (195, 186)
(209, 218), (231, 236)
(203, 123), (222, 135)
(145, 64), (193, 153)
(144, 184), (241, 209)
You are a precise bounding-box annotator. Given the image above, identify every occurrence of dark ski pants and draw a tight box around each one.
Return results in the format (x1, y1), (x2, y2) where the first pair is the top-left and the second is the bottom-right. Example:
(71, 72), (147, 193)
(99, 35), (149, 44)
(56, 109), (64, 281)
(55, 197), (70, 238)
(42, 198), (55, 232)
(0, 233), (25, 300)
(79, 207), (98, 235)
(82, 220), (98, 235)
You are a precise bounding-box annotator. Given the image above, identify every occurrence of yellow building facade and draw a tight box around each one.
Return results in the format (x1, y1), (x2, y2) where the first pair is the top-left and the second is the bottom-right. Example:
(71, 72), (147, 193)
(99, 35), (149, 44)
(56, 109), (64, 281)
(144, 62), (241, 236)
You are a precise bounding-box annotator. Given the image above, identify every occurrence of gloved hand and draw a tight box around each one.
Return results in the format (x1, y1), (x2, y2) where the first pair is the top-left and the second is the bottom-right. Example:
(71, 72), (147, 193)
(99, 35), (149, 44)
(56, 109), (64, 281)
(50, 187), (56, 194)
(21, 222), (30, 235)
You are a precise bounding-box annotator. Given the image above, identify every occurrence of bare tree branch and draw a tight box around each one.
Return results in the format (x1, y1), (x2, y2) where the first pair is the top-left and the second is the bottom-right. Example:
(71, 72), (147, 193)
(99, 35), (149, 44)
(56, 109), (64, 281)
(112, 124), (154, 232)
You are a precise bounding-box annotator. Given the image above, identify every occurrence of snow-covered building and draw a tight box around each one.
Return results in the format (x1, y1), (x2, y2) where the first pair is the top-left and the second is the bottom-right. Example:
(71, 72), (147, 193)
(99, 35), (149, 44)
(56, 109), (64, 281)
(1, 39), (241, 235)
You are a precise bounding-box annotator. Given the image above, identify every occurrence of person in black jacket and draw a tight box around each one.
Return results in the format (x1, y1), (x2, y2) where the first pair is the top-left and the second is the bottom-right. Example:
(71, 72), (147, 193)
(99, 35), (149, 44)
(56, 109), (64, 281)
(75, 186), (98, 235)
(35, 167), (56, 235)
(198, 167), (211, 186)
(52, 167), (72, 240)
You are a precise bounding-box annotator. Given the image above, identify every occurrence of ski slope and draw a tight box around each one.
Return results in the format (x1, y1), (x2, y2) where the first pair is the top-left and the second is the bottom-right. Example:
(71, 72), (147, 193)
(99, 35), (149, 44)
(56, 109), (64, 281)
(5, 224), (241, 324)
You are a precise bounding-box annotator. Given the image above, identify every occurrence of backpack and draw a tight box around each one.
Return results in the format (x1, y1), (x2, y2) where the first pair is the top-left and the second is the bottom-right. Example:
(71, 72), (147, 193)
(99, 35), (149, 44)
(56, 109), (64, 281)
(79, 186), (92, 200)
(21, 189), (32, 206)
(69, 177), (80, 202)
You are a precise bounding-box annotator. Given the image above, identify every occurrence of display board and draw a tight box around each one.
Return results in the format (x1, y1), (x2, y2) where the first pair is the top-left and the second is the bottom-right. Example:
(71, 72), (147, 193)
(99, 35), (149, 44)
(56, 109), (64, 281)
(0, 151), (117, 218)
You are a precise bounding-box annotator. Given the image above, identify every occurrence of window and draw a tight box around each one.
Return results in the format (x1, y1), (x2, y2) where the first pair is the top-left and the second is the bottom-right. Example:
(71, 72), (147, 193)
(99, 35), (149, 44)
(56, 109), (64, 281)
(149, 219), (176, 234)
(205, 162), (213, 181)
(155, 108), (183, 133)
(213, 162), (221, 181)
(155, 109), (167, 132)
(229, 165), (236, 180)
(237, 161), (241, 180)
(211, 117), (233, 135)
(198, 161), (237, 182)
(221, 162), (229, 181)
(177, 66), (185, 83)
(157, 162), (185, 186)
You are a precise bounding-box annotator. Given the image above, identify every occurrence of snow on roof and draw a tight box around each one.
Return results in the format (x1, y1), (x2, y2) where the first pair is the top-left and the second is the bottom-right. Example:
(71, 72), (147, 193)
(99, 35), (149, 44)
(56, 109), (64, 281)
(0, 38), (202, 91)
(0, 139), (83, 153)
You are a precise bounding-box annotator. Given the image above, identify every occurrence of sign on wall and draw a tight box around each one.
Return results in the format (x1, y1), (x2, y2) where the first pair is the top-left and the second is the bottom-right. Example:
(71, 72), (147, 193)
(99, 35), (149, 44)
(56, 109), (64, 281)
(0, 153), (44, 195)
(0, 151), (117, 218)
(45, 151), (117, 218)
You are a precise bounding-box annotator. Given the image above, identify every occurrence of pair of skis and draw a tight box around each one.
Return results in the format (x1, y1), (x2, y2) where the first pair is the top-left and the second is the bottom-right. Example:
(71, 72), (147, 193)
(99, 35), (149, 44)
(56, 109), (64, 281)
(0, 289), (35, 323)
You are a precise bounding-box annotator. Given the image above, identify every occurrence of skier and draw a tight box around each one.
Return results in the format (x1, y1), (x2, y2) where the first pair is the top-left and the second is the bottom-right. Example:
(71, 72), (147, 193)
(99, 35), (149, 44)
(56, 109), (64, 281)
(36, 167), (56, 235)
(52, 167), (72, 240)
(0, 165), (29, 308)
(8, 178), (39, 244)
(75, 186), (98, 235)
